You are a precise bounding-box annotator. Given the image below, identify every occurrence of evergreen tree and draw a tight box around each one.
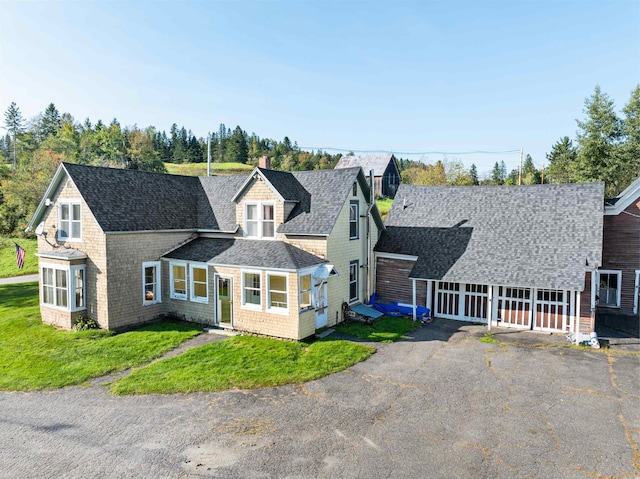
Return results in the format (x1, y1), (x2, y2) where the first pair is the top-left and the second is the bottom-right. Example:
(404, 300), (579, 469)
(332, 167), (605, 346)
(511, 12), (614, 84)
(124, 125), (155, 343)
(522, 154), (541, 184)
(491, 162), (504, 185)
(546, 136), (577, 184)
(469, 163), (479, 185)
(576, 86), (623, 195)
(41, 103), (61, 137)
(226, 126), (249, 164)
(4, 102), (25, 168)
(620, 85), (640, 187)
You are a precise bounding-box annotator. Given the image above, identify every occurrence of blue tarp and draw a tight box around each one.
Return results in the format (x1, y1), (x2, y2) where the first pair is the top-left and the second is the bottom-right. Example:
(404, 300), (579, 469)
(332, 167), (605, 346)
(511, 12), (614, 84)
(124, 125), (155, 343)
(370, 294), (431, 320)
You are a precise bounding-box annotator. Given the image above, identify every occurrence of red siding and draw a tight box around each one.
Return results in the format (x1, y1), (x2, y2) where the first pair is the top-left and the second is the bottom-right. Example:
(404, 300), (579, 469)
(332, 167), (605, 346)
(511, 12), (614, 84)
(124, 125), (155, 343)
(375, 256), (426, 305)
(580, 272), (594, 332)
(602, 199), (640, 316)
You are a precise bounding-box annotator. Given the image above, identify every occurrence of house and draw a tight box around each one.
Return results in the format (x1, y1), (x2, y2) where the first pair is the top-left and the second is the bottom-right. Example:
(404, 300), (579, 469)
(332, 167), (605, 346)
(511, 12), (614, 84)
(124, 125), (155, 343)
(600, 177), (640, 333)
(334, 154), (401, 198)
(374, 183), (605, 336)
(26, 160), (384, 340)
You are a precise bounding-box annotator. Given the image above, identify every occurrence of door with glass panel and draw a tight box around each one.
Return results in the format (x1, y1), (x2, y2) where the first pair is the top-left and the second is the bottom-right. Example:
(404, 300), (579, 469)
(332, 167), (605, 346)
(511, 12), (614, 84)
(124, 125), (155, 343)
(216, 275), (233, 327)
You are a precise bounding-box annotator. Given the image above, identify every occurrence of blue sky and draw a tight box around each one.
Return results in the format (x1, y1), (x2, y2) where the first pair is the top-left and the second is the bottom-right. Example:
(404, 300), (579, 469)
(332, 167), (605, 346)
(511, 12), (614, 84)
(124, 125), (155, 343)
(1, 0), (638, 176)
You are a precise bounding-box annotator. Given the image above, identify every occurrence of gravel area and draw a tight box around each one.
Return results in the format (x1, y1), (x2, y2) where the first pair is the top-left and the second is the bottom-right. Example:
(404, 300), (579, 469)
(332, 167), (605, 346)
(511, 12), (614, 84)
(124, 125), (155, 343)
(1, 319), (638, 479)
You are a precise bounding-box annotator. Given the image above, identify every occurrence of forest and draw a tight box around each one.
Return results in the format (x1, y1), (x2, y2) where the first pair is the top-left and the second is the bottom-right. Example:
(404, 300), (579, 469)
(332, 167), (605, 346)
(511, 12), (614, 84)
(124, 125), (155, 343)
(1, 84), (638, 237)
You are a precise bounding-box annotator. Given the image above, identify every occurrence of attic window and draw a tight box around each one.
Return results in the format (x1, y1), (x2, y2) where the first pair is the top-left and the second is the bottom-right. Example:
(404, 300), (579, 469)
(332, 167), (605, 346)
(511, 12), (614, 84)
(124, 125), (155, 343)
(244, 202), (275, 239)
(58, 200), (81, 241)
(353, 182), (357, 196)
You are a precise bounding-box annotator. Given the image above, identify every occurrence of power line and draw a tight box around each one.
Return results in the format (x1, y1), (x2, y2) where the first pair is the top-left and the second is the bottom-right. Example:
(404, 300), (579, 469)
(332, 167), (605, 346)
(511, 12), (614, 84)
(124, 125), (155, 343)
(297, 146), (521, 156)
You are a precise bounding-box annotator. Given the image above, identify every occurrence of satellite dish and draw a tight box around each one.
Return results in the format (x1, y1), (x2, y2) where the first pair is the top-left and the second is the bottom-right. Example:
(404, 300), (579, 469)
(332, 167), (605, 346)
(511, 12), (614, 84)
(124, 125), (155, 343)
(35, 222), (45, 236)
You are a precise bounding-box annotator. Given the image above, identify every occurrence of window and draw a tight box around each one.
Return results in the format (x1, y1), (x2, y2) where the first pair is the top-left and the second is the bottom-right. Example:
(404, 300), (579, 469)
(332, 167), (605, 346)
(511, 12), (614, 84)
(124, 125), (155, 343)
(268, 273), (288, 312)
(143, 261), (161, 305)
(349, 201), (359, 239)
(58, 200), (81, 241)
(598, 270), (621, 307)
(170, 262), (187, 300)
(242, 271), (261, 308)
(244, 202), (275, 239)
(190, 264), (208, 303)
(299, 273), (312, 311)
(352, 182), (357, 196)
(349, 260), (359, 302)
(41, 264), (86, 311)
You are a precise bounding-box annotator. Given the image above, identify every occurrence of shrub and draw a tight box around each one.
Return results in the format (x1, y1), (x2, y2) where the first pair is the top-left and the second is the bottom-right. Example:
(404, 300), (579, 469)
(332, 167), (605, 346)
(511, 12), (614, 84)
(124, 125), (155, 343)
(72, 317), (99, 331)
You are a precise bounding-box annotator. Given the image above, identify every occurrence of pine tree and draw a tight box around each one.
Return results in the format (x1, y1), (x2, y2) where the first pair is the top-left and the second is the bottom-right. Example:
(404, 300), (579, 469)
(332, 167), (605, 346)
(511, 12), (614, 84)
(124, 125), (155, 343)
(4, 102), (24, 168)
(620, 85), (640, 187)
(225, 126), (249, 164)
(576, 86), (623, 195)
(469, 163), (479, 185)
(546, 137), (577, 184)
(491, 162), (503, 185)
(41, 103), (61, 138)
(522, 154), (541, 184)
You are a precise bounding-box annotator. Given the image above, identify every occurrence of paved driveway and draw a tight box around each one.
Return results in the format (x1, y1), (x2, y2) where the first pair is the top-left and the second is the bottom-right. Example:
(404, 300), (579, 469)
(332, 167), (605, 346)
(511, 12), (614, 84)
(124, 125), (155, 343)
(1, 320), (638, 479)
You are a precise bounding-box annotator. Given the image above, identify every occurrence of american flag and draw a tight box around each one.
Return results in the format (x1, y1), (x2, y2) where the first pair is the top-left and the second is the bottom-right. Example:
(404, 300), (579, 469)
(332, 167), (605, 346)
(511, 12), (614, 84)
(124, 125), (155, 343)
(15, 243), (26, 269)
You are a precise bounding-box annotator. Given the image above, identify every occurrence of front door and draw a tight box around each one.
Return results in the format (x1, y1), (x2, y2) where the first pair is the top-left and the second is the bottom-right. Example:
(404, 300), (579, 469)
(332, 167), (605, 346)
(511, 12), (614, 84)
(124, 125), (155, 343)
(216, 275), (233, 328)
(315, 280), (328, 328)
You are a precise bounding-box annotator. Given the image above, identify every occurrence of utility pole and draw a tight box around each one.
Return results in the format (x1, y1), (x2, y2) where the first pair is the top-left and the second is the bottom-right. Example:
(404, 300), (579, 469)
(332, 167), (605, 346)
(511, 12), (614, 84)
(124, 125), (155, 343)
(518, 147), (523, 186)
(207, 133), (211, 177)
(541, 164), (545, 184)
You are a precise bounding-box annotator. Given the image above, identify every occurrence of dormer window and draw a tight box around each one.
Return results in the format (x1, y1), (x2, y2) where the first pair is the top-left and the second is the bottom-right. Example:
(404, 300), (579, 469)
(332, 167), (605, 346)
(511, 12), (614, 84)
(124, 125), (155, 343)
(58, 200), (81, 241)
(244, 202), (275, 239)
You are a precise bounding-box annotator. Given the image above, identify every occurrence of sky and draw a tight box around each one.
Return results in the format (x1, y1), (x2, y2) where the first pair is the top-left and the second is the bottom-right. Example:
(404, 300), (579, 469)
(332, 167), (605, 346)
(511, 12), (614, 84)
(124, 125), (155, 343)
(1, 0), (639, 176)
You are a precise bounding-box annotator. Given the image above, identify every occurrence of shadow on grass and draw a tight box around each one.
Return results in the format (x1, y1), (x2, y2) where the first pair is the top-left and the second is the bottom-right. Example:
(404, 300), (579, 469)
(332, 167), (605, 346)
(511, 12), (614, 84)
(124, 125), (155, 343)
(0, 283), (39, 309)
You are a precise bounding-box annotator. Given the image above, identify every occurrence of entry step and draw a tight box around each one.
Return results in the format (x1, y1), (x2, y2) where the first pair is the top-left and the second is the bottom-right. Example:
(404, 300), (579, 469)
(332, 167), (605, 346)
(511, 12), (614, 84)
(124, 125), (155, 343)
(315, 328), (335, 339)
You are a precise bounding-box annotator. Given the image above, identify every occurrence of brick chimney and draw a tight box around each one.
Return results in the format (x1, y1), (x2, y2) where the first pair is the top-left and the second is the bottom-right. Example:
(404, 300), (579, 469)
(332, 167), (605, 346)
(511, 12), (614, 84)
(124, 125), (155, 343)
(259, 156), (271, 170)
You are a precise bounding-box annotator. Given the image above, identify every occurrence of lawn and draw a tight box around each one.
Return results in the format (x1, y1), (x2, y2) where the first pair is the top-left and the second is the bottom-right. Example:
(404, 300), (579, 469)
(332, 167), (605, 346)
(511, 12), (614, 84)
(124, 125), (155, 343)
(164, 162), (253, 176)
(110, 335), (374, 395)
(335, 316), (420, 342)
(0, 283), (202, 391)
(376, 198), (393, 220)
(0, 236), (38, 277)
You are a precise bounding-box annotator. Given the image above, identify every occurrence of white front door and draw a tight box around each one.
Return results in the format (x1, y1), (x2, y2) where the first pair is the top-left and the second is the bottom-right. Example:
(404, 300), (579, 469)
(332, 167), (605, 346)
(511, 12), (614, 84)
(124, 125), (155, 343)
(315, 280), (328, 328)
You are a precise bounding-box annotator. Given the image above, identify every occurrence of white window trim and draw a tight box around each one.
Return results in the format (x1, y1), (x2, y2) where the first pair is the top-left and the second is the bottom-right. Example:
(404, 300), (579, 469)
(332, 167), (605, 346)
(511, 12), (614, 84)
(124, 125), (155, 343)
(349, 260), (359, 302)
(597, 269), (622, 308)
(169, 261), (188, 300)
(241, 269), (262, 311)
(299, 271), (314, 312)
(349, 201), (359, 240)
(40, 262), (86, 312)
(189, 263), (209, 304)
(142, 261), (161, 306)
(267, 272), (289, 315)
(57, 199), (82, 242)
(244, 201), (276, 239)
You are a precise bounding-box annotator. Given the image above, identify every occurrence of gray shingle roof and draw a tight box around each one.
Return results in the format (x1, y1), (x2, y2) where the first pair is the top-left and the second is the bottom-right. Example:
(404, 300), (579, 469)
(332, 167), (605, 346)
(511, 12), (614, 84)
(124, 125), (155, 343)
(163, 237), (326, 270)
(278, 167), (381, 235)
(334, 154), (395, 177)
(63, 163), (201, 232)
(57, 163), (383, 236)
(377, 183), (604, 291)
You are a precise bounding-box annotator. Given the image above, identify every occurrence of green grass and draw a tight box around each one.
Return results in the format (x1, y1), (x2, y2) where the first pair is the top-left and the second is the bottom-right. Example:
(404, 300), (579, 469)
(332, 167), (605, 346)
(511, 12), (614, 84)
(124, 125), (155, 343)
(335, 316), (420, 343)
(478, 332), (498, 343)
(376, 198), (393, 221)
(110, 335), (375, 394)
(0, 283), (202, 391)
(0, 236), (38, 278)
(164, 162), (254, 176)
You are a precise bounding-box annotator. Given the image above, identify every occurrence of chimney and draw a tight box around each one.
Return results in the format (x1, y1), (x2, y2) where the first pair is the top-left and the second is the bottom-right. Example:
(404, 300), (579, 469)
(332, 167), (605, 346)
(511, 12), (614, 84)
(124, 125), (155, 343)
(259, 156), (271, 170)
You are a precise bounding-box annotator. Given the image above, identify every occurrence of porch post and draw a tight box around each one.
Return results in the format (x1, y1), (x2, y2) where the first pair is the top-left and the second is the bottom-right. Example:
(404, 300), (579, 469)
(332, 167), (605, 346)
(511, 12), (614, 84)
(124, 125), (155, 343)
(412, 278), (417, 321)
(569, 290), (575, 335)
(426, 279), (432, 314)
(590, 269), (597, 332)
(531, 288), (537, 330)
(575, 291), (581, 344)
(487, 284), (493, 331)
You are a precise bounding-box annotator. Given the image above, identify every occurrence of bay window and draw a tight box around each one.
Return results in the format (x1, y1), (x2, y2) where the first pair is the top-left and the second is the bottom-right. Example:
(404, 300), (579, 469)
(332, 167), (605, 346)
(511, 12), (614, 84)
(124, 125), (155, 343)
(41, 263), (86, 311)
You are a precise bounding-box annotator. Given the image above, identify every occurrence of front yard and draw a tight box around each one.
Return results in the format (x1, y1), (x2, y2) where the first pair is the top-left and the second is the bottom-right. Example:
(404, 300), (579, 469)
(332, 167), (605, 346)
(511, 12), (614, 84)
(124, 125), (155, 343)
(0, 283), (375, 393)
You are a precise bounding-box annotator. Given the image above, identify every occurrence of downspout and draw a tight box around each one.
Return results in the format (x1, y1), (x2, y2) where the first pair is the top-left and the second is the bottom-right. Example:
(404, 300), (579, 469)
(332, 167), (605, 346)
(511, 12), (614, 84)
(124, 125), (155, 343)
(366, 169), (374, 303)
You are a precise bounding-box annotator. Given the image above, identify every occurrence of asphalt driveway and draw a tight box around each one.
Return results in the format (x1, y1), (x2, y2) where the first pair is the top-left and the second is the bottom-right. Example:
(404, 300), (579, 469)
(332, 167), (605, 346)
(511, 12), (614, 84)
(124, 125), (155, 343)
(1, 320), (638, 479)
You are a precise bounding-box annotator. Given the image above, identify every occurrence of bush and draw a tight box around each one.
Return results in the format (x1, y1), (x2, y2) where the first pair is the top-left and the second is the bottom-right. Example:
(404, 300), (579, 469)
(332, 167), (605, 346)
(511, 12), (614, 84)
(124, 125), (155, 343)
(72, 317), (99, 331)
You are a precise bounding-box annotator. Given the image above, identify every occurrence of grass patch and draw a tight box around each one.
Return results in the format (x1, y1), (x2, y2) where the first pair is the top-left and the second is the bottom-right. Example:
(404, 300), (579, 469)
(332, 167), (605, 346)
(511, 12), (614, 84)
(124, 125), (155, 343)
(0, 236), (38, 278)
(376, 198), (393, 221)
(0, 283), (201, 390)
(478, 332), (498, 343)
(110, 335), (374, 394)
(335, 316), (420, 342)
(164, 162), (253, 176)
